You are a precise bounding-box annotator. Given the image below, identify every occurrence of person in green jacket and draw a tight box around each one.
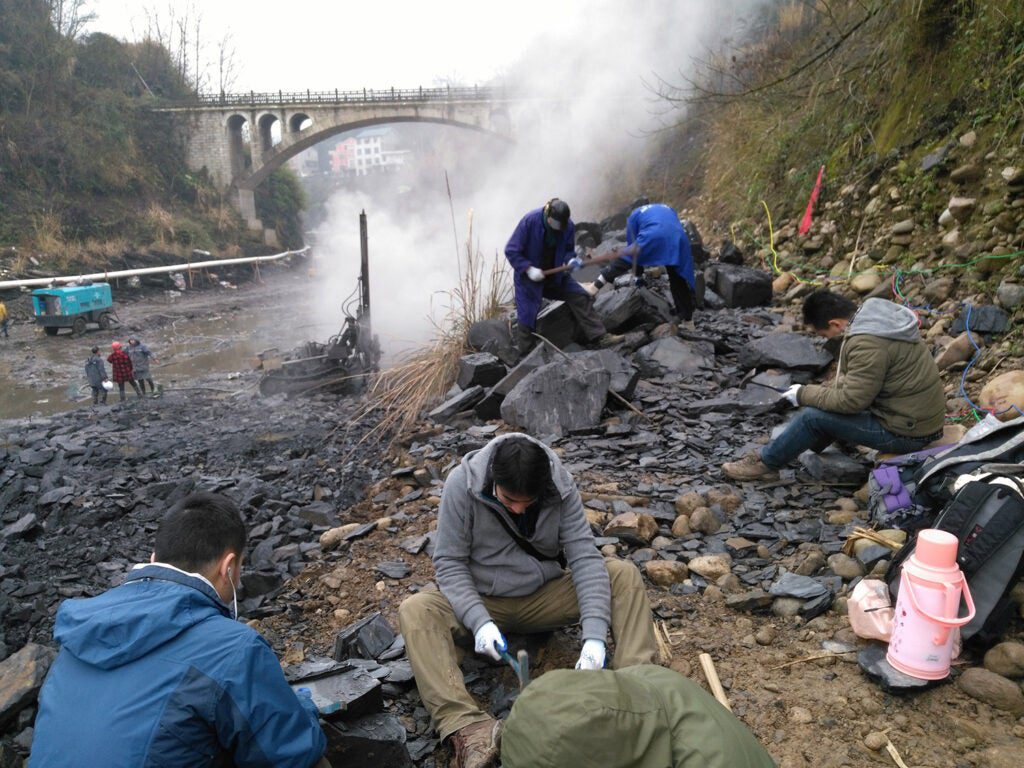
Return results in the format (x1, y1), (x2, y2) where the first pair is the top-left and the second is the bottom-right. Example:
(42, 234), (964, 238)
(723, 290), (946, 481)
(500, 665), (776, 768)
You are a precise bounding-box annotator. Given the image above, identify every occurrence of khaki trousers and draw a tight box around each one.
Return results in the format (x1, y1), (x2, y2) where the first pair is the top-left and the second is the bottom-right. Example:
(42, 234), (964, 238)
(398, 558), (658, 741)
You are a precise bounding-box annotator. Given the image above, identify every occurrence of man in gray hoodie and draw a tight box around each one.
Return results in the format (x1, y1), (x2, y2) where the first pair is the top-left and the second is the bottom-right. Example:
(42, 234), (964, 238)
(723, 290), (946, 481)
(399, 433), (658, 768)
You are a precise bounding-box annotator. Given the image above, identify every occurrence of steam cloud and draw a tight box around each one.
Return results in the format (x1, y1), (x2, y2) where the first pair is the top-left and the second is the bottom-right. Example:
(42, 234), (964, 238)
(311, 0), (768, 357)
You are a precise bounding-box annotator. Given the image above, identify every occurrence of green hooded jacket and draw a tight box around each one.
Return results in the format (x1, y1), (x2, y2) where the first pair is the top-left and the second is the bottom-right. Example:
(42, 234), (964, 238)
(500, 666), (776, 768)
(798, 298), (945, 437)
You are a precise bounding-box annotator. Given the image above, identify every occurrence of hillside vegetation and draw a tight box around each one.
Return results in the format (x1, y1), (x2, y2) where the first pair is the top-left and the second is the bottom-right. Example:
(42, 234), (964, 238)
(0, 0), (302, 274)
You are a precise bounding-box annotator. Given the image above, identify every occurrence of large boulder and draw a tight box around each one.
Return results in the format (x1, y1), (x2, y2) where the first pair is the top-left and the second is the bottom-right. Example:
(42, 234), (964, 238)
(978, 371), (1024, 421)
(634, 337), (715, 377)
(570, 350), (640, 401)
(593, 286), (674, 332)
(474, 345), (553, 420)
(500, 360), (611, 436)
(950, 305), (1009, 336)
(706, 263), (773, 308)
(739, 332), (833, 372)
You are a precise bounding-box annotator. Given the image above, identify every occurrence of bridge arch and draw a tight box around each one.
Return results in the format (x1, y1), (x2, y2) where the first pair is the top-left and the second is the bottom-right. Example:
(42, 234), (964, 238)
(238, 114), (513, 191)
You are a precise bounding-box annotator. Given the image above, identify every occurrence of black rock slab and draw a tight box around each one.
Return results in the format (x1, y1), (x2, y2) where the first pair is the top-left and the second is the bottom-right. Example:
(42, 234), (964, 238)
(707, 264), (772, 308)
(593, 286), (674, 332)
(739, 333), (833, 371)
(291, 667), (384, 720)
(857, 641), (942, 693)
(769, 572), (828, 600)
(535, 300), (579, 349)
(334, 613), (398, 661)
(427, 386), (485, 424)
(799, 450), (867, 484)
(467, 318), (518, 367)
(457, 353), (507, 390)
(950, 304), (1010, 336)
(323, 714), (412, 768)
(634, 337), (714, 377)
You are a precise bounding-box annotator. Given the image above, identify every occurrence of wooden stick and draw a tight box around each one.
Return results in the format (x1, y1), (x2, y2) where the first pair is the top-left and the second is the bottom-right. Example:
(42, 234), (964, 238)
(698, 653), (731, 711)
(653, 622), (672, 665)
(769, 651), (856, 670)
(885, 739), (911, 768)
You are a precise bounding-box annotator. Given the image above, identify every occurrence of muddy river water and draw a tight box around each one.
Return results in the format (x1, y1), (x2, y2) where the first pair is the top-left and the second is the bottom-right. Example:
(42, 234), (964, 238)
(0, 272), (348, 420)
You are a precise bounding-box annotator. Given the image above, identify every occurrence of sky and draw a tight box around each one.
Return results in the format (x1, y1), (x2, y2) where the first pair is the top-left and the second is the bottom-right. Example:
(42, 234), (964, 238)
(84, 1), (590, 92)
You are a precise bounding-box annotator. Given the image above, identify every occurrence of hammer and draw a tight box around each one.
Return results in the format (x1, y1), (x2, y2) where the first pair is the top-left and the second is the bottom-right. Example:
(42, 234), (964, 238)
(541, 248), (632, 277)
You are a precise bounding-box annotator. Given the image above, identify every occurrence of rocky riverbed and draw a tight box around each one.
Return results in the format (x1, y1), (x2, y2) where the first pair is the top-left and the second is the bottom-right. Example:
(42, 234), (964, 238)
(1, 262), (1023, 766)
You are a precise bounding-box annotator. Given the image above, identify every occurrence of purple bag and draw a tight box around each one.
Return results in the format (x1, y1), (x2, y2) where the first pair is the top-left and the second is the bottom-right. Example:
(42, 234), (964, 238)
(868, 444), (952, 527)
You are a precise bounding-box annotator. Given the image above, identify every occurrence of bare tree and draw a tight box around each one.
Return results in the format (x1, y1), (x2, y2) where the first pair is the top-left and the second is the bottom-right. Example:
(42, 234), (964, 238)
(216, 29), (237, 95)
(49, 0), (95, 39)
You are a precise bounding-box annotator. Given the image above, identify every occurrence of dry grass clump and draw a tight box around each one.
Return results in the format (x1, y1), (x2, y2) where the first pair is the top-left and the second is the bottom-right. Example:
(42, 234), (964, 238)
(359, 212), (511, 442)
(145, 204), (175, 246)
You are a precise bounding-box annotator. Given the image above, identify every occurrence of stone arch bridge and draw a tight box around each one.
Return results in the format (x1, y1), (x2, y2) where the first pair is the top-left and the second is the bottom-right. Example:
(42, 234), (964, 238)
(153, 86), (522, 234)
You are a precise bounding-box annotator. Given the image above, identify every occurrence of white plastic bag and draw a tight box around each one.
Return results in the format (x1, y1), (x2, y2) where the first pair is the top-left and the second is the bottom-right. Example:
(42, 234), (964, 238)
(847, 579), (893, 642)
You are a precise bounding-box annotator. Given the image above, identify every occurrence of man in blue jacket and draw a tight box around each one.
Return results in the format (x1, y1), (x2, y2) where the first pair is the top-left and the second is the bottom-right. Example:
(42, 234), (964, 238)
(505, 198), (620, 356)
(584, 199), (698, 331)
(30, 492), (328, 768)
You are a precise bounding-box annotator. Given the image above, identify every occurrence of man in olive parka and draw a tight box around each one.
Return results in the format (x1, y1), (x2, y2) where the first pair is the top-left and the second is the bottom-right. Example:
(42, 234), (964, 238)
(723, 290), (945, 481)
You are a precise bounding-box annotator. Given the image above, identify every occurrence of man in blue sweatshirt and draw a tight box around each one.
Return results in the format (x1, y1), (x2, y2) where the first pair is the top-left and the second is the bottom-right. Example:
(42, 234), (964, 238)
(399, 433), (658, 768)
(583, 199), (698, 331)
(31, 492), (328, 768)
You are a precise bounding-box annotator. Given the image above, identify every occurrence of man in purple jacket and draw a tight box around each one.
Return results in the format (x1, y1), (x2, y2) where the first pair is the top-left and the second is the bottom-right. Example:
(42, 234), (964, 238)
(504, 198), (620, 356)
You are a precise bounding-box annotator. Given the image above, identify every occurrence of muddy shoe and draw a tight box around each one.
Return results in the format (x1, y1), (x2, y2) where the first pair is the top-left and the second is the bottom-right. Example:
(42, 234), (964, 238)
(451, 718), (501, 768)
(722, 452), (778, 481)
(678, 319), (696, 332)
(595, 332), (624, 348)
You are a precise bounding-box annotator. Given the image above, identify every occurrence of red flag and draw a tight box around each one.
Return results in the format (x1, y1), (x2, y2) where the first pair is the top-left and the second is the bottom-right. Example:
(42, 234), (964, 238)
(799, 165), (825, 236)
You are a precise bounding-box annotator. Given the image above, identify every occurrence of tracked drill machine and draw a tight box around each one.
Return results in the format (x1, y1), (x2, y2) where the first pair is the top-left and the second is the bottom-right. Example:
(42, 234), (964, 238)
(259, 211), (382, 396)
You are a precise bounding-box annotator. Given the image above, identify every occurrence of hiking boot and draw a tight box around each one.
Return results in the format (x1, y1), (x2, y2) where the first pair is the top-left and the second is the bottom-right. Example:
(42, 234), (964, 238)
(451, 718), (501, 768)
(721, 452), (778, 481)
(678, 319), (696, 332)
(595, 332), (624, 348)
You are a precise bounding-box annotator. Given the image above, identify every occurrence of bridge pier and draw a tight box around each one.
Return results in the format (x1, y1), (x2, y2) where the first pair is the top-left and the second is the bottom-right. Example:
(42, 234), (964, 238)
(234, 188), (262, 231)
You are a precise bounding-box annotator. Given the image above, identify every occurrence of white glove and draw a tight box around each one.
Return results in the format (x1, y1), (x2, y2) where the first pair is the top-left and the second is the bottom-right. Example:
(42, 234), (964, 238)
(783, 384), (802, 407)
(567, 256), (584, 272)
(575, 639), (606, 670)
(474, 621), (507, 662)
(581, 281), (599, 297)
(526, 266), (545, 282)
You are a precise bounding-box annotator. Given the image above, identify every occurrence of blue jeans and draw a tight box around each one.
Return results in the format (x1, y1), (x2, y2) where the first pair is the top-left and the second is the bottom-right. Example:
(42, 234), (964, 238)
(760, 407), (935, 469)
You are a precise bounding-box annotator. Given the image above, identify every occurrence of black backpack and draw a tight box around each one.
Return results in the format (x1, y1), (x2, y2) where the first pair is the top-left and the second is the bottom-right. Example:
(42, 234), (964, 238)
(911, 417), (1024, 510)
(868, 416), (1024, 528)
(886, 473), (1024, 646)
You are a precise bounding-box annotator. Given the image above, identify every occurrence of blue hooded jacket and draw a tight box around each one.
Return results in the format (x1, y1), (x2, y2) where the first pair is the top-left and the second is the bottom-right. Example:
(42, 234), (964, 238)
(30, 565), (326, 768)
(504, 207), (587, 329)
(619, 204), (695, 290)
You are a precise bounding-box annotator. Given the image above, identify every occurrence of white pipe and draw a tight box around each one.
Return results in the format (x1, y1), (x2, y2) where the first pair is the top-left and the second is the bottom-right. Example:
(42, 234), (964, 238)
(0, 247), (309, 290)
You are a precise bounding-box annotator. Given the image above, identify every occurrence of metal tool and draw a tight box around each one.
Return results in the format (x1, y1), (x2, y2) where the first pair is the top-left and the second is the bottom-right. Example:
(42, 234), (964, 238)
(500, 649), (531, 690)
(746, 380), (789, 393)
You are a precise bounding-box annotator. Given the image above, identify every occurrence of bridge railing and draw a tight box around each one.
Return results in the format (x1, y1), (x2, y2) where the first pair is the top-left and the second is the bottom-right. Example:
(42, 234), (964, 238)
(169, 85), (507, 107)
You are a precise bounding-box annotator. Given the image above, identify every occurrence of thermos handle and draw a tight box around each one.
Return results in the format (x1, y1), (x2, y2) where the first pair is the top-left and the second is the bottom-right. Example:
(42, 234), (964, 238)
(903, 572), (976, 628)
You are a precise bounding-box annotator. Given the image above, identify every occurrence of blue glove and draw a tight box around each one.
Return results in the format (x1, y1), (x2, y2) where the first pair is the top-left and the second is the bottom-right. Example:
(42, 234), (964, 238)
(567, 256), (584, 272)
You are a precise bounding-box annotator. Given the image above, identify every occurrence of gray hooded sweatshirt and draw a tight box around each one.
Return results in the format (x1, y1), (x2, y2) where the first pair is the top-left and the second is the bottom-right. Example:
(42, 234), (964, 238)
(432, 433), (611, 642)
(798, 298), (945, 436)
